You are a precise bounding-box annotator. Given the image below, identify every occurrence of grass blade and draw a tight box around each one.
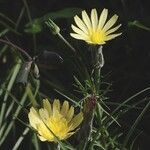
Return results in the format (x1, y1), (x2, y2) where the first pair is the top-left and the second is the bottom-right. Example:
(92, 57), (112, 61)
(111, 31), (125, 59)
(0, 59), (21, 128)
(12, 127), (30, 150)
(121, 99), (150, 149)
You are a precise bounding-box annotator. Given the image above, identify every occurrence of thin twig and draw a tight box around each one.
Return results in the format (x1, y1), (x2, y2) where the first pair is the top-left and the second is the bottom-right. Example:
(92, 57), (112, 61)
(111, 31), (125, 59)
(0, 38), (32, 60)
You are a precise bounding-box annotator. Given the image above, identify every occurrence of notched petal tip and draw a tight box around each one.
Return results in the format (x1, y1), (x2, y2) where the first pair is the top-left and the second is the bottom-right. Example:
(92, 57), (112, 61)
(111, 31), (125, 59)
(71, 24), (75, 28)
(74, 15), (78, 19)
(30, 107), (36, 112)
(43, 99), (52, 116)
(53, 99), (61, 112)
(91, 8), (97, 13)
(82, 10), (86, 14)
(60, 100), (69, 116)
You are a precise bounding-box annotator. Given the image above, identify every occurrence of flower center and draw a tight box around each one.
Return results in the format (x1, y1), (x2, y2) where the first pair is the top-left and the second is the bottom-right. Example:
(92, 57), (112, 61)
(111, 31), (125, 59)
(89, 29), (105, 44)
(47, 113), (69, 140)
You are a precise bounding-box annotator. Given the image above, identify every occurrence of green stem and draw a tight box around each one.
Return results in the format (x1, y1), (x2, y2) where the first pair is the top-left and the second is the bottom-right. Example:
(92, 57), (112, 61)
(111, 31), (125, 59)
(95, 48), (100, 94)
(15, 6), (25, 30)
(121, 99), (150, 149)
(57, 33), (76, 53)
(0, 39), (32, 60)
(0, 60), (21, 128)
(12, 127), (30, 150)
(0, 86), (28, 146)
(91, 45), (104, 94)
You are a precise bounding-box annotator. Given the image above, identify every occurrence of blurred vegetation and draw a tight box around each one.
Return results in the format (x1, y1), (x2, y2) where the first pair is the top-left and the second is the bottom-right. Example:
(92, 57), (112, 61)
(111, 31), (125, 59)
(0, 0), (150, 149)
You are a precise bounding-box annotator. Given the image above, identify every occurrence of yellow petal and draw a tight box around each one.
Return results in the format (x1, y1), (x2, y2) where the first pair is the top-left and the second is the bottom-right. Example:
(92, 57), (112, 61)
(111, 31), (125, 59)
(69, 112), (83, 131)
(70, 33), (88, 40)
(38, 135), (47, 141)
(39, 108), (49, 122)
(82, 10), (92, 30)
(60, 100), (69, 117)
(74, 15), (88, 34)
(64, 131), (75, 140)
(37, 123), (54, 141)
(53, 99), (60, 112)
(66, 106), (74, 122)
(91, 9), (98, 30)
(29, 99), (83, 142)
(105, 24), (121, 35)
(43, 99), (52, 116)
(98, 8), (108, 29)
(105, 33), (122, 41)
(71, 24), (87, 36)
(28, 107), (42, 129)
(102, 14), (118, 32)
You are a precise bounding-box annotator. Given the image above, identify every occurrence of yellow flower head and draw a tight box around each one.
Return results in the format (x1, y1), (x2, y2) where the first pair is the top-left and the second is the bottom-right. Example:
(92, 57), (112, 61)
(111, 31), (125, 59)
(28, 99), (83, 142)
(70, 8), (122, 45)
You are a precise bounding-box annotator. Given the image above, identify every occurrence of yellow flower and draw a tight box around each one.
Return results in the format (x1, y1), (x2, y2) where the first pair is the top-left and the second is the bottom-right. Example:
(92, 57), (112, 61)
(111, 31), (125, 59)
(28, 99), (83, 142)
(70, 8), (121, 45)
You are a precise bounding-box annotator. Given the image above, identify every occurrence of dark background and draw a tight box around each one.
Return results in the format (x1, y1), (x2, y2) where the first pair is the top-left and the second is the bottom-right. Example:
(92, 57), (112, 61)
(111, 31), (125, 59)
(0, 0), (150, 149)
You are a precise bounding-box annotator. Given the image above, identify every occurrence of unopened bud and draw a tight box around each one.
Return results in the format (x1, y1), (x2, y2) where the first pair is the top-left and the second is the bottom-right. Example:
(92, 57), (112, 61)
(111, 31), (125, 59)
(45, 19), (60, 35)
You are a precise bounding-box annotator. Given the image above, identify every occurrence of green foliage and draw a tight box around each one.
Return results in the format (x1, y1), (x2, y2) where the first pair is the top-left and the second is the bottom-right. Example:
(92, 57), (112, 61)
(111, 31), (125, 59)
(0, 0), (150, 149)
(128, 20), (150, 31)
(24, 8), (82, 34)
